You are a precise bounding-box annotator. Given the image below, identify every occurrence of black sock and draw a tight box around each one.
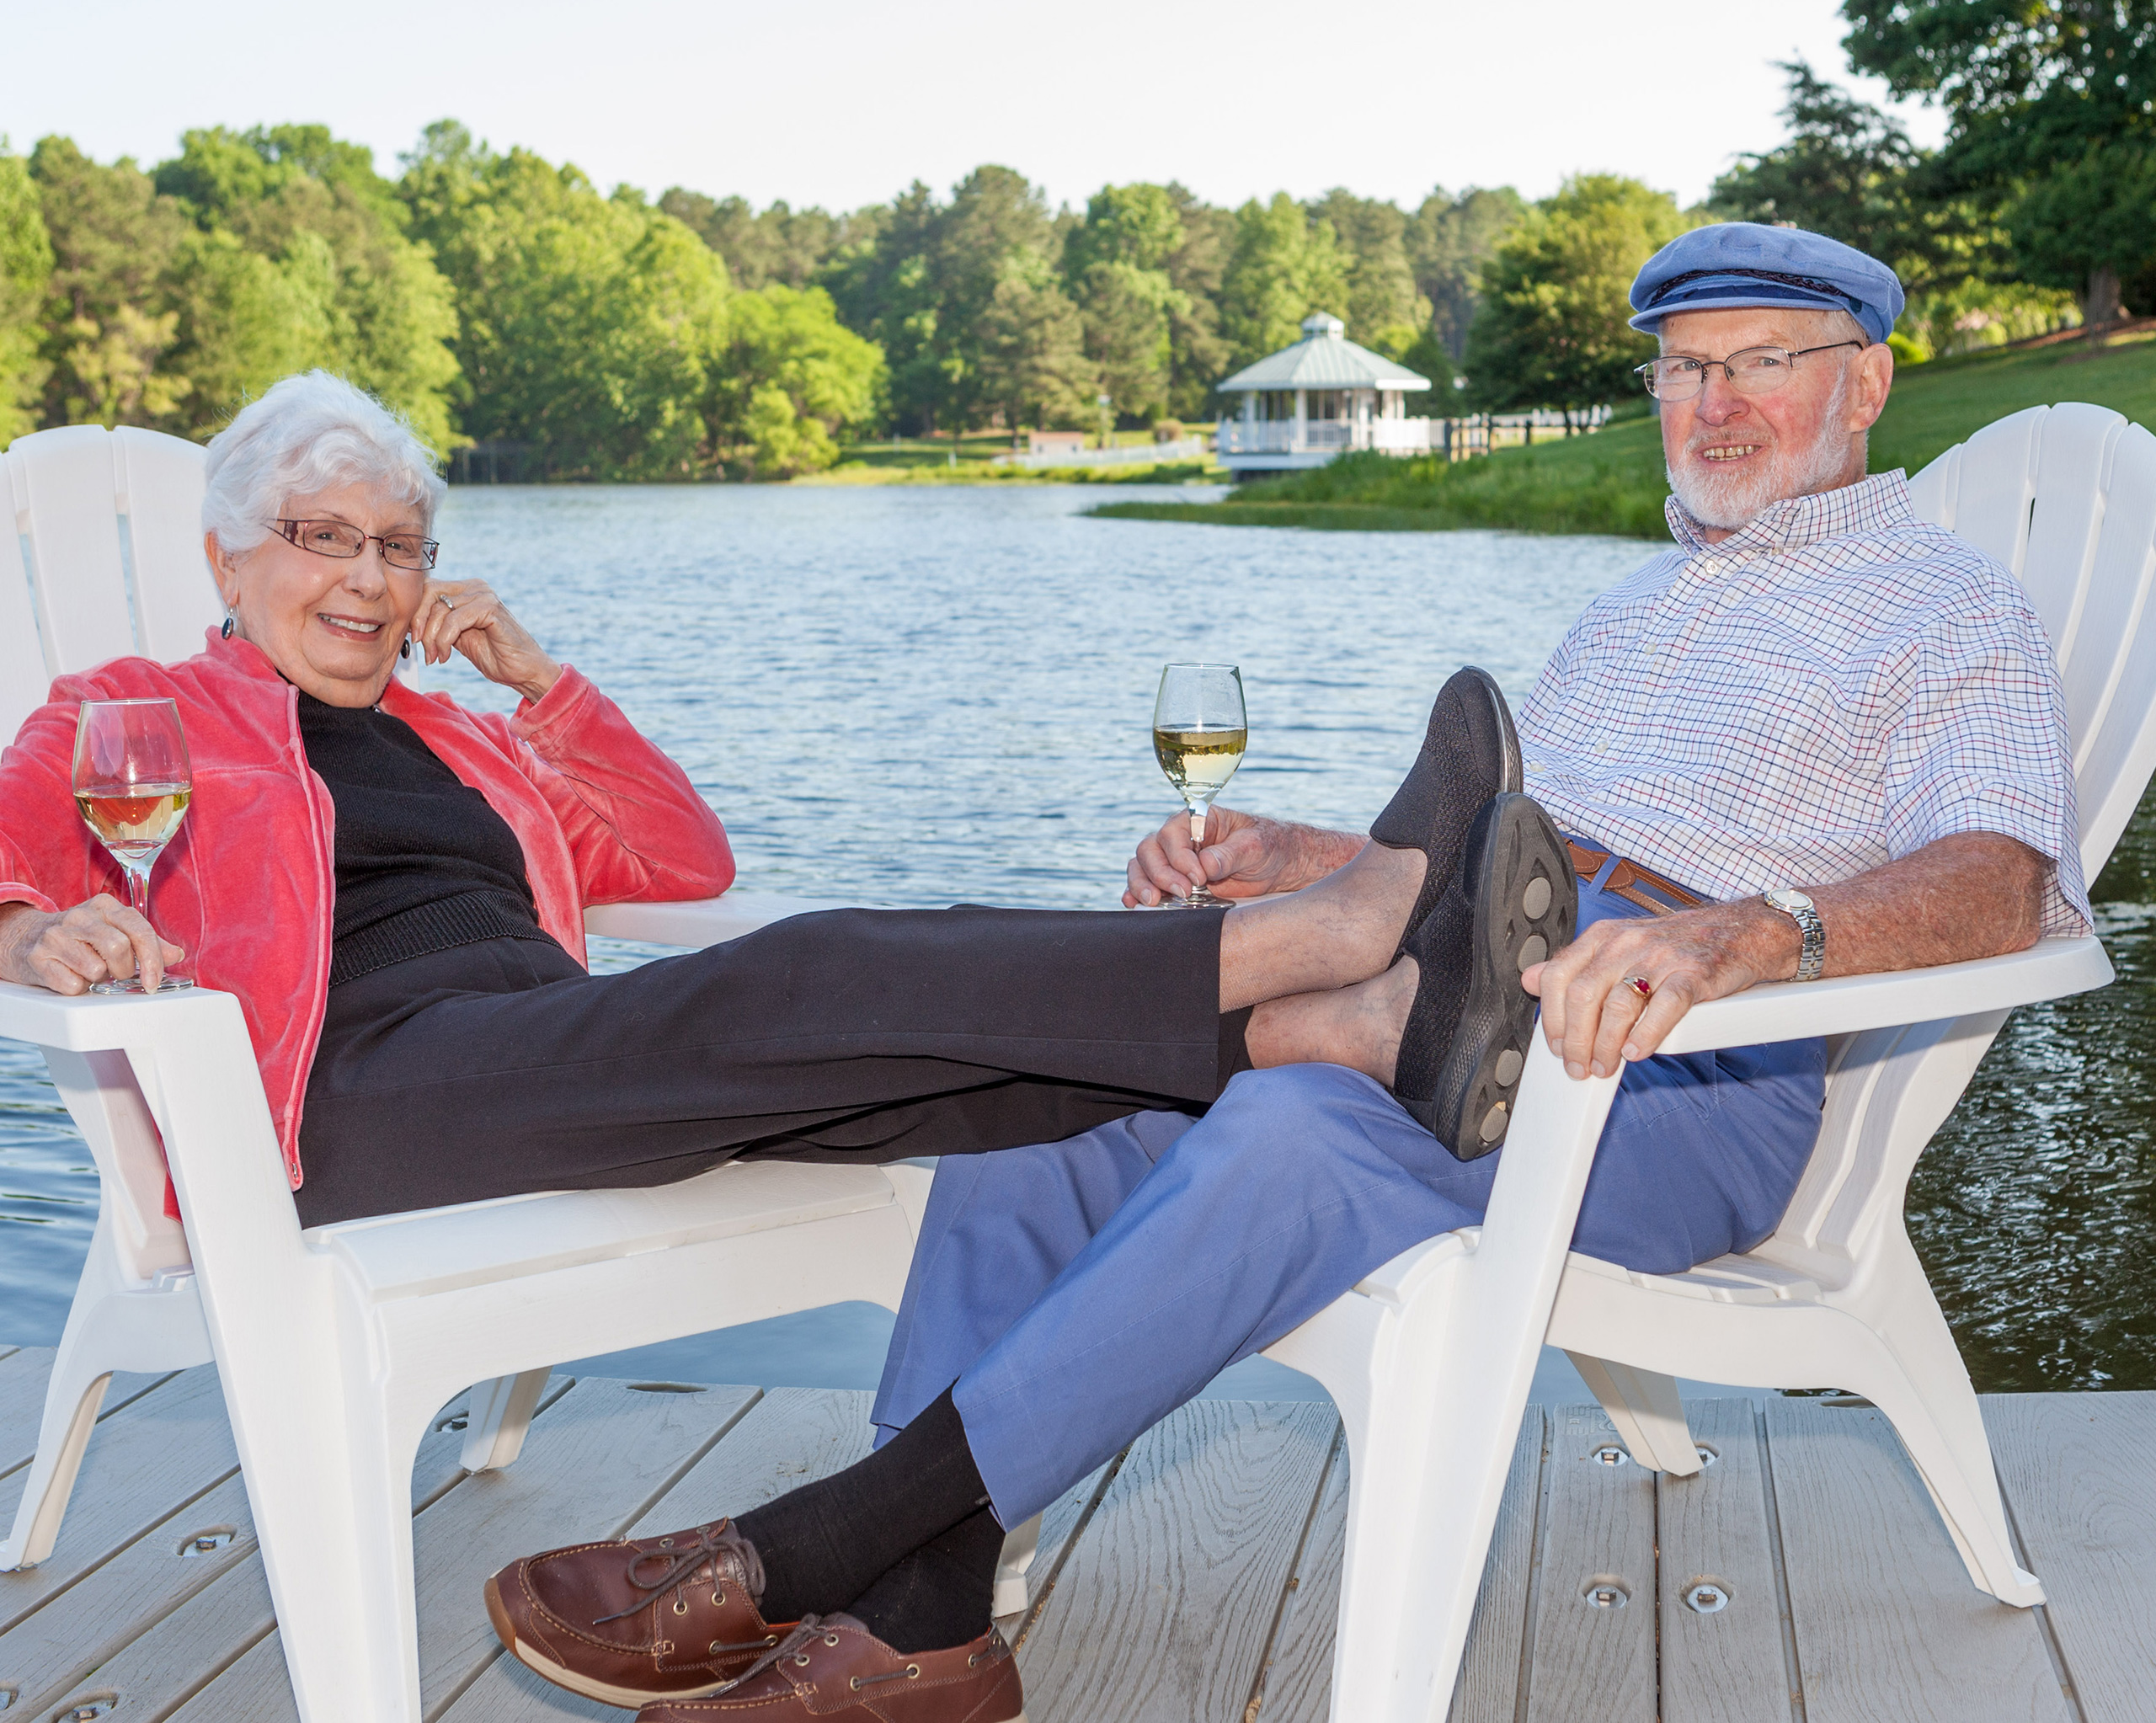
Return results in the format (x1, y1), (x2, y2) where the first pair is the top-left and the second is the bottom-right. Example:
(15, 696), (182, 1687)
(845, 1506), (1006, 1653)
(735, 1387), (990, 1624)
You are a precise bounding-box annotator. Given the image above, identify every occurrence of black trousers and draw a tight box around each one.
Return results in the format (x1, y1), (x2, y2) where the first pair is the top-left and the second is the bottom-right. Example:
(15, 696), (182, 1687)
(294, 906), (1240, 1228)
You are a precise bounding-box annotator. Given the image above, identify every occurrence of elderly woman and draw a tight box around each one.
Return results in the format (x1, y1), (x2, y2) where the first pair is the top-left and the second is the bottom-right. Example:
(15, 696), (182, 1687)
(0, 369), (1554, 1226)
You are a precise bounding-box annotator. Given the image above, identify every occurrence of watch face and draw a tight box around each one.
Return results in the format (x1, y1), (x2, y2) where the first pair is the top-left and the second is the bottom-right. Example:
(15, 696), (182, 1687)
(1767, 888), (1815, 912)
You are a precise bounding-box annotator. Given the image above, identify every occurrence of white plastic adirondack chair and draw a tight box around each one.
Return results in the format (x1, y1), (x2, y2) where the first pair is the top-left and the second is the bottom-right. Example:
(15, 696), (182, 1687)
(0, 423), (969, 1720)
(1259, 401), (2156, 1723)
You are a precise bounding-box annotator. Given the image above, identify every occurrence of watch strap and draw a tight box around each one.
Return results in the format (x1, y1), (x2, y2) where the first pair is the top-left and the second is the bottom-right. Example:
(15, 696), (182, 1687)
(1766, 890), (1825, 983)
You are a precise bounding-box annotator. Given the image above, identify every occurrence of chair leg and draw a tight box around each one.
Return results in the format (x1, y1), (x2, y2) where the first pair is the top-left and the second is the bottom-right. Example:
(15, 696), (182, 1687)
(1266, 1257), (1509, 1723)
(0, 1358), (110, 1571)
(1835, 1235), (2042, 1607)
(1566, 1352), (1701, 1475)
(460, 1368), (552, 1473)
(235, 1375), (436, 1721)
(1, 1211), (211, 1571)
(992, 1512), (1042, 1618)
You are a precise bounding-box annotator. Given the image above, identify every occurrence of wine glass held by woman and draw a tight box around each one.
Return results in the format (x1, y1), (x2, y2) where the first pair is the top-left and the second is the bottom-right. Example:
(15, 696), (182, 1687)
(0, 483), (563, 996)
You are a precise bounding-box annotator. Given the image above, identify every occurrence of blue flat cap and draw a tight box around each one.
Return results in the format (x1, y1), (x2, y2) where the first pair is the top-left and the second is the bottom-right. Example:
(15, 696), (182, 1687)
(1629, 222), (1905, 344)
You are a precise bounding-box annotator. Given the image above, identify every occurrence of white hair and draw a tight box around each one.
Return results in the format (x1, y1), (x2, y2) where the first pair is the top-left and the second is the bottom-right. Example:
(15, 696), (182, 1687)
(201, 371), (446, 555)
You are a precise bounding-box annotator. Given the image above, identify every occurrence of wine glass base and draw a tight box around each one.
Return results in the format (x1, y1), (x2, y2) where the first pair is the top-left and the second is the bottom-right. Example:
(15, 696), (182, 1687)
(1177, 890), (1233, 909)
(90, 976), (194, 995)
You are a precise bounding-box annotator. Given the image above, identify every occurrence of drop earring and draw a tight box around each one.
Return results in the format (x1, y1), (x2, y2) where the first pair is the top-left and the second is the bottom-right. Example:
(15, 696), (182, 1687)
(220, 605), (235, 641)
(400, 636), (411, 660)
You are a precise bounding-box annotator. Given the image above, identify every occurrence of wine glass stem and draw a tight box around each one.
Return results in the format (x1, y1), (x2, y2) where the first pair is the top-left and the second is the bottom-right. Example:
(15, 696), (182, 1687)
(123, 861), (152, 920)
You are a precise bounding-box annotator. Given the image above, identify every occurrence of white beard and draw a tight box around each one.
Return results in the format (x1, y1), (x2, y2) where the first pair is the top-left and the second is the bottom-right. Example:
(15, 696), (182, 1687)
(1667, 369), (1857, 531)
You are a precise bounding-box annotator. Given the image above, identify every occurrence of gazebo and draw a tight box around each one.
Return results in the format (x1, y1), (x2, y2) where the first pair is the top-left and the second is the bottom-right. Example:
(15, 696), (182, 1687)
(1214, 313), (1433, 478)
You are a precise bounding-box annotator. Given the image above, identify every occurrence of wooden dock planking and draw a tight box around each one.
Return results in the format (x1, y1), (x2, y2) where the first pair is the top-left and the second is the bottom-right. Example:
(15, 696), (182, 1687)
(1657, 1399), (1801, 1723)
(3, 1342), (2151, 1723)
(1013, 1398), (1337, 1723)
(1986, 1392), (2156, 1723)
(1766, 1398), (2073, 1723)
(1522, 1402), (1659, 1723)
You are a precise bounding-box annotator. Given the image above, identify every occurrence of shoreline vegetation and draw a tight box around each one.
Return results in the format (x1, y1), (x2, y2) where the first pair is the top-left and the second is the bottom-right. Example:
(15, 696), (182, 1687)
(805, 429), (1228, 487)
(1089, 328), (2156, 539)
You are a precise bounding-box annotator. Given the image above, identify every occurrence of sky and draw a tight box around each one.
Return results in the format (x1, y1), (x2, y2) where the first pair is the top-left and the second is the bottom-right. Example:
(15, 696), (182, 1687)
(1, 0), (1947, 214)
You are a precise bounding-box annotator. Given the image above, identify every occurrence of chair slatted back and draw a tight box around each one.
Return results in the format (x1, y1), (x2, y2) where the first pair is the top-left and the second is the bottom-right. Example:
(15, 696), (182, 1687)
(2, 424), (217, 742)
(1774, 403), (2156, 1272)
(3, 424), (218, 1283)
(0, 456), (50, 739)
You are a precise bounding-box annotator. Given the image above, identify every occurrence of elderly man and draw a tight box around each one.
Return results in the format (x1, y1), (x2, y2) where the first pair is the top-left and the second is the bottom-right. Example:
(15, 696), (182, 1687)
(488, 225), (2088, 1723)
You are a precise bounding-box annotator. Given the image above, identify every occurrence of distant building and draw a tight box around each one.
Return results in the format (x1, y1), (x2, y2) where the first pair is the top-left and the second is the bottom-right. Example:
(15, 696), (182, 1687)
(1027, 429), (1090, 456)
(1214, 314), (1433, 479)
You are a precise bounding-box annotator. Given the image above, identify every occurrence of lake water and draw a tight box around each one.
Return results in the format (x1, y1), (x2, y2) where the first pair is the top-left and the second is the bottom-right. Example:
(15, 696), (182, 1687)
(2, 483), (2149, 1394)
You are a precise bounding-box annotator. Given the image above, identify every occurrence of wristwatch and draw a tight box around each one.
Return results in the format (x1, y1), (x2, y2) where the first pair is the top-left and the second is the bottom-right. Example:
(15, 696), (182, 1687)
(1764, 888), (1826, 983)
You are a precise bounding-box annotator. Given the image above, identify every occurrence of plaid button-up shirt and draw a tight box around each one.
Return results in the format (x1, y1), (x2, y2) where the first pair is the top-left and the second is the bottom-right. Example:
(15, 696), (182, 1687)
(1519, 471), (2091, 936)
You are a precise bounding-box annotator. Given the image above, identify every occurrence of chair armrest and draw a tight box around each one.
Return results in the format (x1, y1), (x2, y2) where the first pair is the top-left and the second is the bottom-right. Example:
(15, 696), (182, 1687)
(583, 891), (868, 949)
(1651, 936), (2111, 1057)
(0, 977), (245, 1055)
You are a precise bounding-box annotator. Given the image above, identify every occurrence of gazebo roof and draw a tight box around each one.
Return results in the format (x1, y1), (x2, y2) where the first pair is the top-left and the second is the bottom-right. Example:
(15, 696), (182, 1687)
(1216, 314), (1432, 392)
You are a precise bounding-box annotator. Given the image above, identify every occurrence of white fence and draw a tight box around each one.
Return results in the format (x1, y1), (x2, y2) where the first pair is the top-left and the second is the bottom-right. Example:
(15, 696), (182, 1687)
(1002, 437), (1212, 470)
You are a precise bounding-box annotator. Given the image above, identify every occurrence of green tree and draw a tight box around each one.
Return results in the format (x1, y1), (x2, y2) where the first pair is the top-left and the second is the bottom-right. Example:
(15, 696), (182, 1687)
(28, 136), (189, 429)
(2004, 143), (2156, 328)
(978, 247), (1097, 431)
(1710, 60), (1993, 295)
(1305, 189), (1427, 357)
(820, 165), (1080, 433)
(658, 189), (851, 289)
(1406, 186), (1526, 368)
(1065, 184), (1188, 423)
(1159, 185), (1233, 417)
(1219, 193), (1350, 370)
(1465, 174), (1695, 417)
(0, 141), (53, 445)
(703, 282), (884, 477)
(401, 123), (728, 479)
(1842, 0), (2156, 325)
(155, 125), (459, 450)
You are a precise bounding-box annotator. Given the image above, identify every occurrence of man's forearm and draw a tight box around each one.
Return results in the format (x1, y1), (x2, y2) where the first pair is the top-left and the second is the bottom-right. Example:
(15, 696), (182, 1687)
(1798, 831), (2050, 977)
(1278, 822), (1371, 889)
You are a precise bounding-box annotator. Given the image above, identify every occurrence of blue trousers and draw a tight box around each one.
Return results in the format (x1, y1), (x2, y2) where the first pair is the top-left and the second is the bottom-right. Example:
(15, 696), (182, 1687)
(869, 874), (1827, 1526)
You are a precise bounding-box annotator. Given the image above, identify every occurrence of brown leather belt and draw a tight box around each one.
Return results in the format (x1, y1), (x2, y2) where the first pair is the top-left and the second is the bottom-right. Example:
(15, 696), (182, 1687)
(1566, 840), (1706, 917)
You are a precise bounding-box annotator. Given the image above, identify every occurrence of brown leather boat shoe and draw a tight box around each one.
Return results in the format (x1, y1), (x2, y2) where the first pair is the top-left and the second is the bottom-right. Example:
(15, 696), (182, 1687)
(484, 1518), (792, 1707)
(634, 1614), (1026, 1721)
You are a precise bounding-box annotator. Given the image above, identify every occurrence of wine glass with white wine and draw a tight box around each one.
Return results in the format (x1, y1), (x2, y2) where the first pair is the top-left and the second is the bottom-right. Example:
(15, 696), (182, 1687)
(72, 698), (194, 993)
(1152, 662), (1247, 908)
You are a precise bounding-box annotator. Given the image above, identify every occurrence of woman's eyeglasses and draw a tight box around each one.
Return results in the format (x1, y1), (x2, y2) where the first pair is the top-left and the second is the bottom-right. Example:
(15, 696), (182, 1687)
(1635, 341), (1865, 402)
(274, 518), (440, 572)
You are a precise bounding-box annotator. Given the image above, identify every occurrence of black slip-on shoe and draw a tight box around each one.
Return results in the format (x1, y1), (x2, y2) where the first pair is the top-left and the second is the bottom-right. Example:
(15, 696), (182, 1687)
(1392, 792), (1576, 1159)
(1368, 668), (1523, 957)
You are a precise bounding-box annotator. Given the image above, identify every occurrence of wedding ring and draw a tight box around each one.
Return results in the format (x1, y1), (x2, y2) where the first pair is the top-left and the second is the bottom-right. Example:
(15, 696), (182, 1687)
(1622, 974), (1652, 1000)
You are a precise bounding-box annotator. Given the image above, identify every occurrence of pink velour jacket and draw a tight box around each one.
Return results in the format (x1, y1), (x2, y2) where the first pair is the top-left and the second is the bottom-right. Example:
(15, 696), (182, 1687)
(0, 631), (735, 1191)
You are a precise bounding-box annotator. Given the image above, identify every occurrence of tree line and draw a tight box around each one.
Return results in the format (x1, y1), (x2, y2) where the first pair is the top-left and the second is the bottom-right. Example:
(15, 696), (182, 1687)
(0, 0), (2143, 479)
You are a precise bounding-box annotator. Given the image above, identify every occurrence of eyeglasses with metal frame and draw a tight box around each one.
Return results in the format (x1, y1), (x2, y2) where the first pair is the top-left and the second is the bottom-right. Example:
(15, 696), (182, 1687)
(1635, 340), (1867, 402)
(273, 518), (440, 572)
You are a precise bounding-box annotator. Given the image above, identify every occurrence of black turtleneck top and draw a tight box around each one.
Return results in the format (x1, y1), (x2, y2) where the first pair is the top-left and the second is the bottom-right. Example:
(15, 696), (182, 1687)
(295, 691), (558, 986)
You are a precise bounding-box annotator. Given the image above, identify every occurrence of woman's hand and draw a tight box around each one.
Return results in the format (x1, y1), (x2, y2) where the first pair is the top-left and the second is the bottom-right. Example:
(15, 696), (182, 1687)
(0, 898), (185, 995)
(1123, 807), (1366, 907)
(409, 579), (562, 703)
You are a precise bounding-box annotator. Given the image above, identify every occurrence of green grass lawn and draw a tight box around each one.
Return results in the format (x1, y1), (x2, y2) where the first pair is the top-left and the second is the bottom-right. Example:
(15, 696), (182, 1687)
(1091, 331), (2156, 539)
